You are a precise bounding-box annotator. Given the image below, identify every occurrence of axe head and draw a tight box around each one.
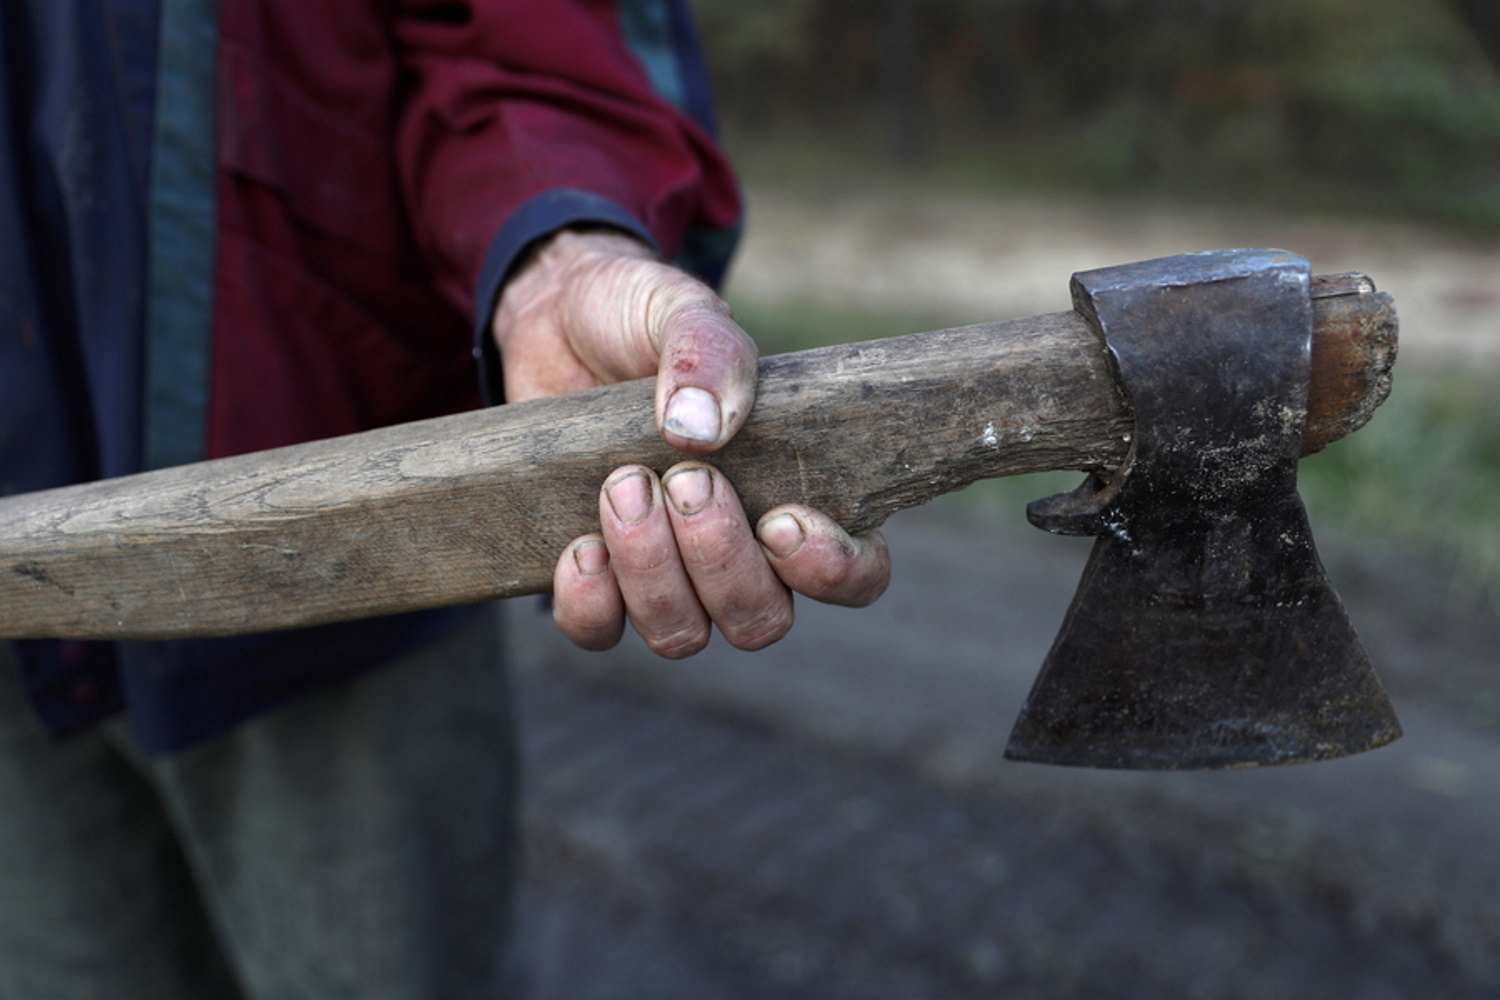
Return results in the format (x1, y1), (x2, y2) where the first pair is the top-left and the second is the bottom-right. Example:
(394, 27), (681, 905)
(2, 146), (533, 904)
(1004, 250), (1401, 769)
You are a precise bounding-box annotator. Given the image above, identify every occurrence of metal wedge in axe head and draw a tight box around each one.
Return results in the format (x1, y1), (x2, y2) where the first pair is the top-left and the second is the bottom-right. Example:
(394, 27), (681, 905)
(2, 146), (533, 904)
(1005, 249), (1401, 770)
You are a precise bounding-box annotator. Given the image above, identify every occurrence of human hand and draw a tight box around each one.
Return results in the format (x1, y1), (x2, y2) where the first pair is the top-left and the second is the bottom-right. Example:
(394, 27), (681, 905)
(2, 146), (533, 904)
(491, 228), (890, 656)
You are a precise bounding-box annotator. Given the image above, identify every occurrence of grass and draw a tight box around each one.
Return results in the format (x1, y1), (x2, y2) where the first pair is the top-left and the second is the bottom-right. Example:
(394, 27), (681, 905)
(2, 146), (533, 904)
(731, 295), (1500, 605)
(1298, 369), (1500, 598)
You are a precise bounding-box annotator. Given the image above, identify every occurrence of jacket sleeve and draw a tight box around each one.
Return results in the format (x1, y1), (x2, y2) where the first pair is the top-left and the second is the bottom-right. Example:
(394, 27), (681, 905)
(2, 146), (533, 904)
(390, 0), (743, 350)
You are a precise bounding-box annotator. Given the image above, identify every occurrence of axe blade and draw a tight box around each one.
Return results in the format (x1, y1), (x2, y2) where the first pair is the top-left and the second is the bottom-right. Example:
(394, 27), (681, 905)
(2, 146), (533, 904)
(1004, 494), (1402, 769)
(1005, 249), (1401, 769)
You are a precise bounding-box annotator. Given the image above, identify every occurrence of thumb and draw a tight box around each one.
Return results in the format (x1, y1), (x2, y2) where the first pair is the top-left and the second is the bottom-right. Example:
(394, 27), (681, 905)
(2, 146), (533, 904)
(650, 279), (758, 454)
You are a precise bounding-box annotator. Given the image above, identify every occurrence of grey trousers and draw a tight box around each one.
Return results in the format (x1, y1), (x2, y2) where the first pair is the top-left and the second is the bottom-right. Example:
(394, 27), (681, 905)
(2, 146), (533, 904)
(0, 606), (518, 1000)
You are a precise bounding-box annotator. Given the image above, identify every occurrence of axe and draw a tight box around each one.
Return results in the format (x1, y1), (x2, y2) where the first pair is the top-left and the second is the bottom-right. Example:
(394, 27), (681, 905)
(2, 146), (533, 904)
(0, 249), (1399, 769)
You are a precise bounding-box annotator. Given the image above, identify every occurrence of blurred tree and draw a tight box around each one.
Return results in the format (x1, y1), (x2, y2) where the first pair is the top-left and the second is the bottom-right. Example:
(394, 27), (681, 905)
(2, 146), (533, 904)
(1451, 0), (1500, 68)
(882, 0), (921, 163)
(692, 0), (1500, 227)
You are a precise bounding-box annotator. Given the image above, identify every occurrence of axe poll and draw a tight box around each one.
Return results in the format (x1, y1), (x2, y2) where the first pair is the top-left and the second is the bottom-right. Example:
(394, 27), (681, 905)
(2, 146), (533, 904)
(1, 255), (1392, 646)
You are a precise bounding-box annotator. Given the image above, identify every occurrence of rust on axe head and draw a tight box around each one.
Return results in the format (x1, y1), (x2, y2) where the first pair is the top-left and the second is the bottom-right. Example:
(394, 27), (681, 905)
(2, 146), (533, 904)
(1005, 249), (1402, 770)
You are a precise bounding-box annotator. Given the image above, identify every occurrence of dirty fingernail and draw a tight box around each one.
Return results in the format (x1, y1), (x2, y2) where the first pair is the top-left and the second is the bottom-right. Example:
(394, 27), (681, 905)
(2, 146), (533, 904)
(758, 512), (806, 557)
(605, 471), (654, 525)
(664, 387), (722, 443)
(572, 540), (610, 576)
(665, 466), (714, 516)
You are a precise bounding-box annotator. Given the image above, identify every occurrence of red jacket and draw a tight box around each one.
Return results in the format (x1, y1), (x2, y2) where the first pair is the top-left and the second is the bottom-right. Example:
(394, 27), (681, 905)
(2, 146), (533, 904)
(207, 0), (741, 457)
(5, 0), (741, 751)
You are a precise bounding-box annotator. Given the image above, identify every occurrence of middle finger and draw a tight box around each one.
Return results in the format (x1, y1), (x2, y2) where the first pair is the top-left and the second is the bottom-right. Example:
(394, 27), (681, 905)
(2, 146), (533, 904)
(661, 462), (794, 651)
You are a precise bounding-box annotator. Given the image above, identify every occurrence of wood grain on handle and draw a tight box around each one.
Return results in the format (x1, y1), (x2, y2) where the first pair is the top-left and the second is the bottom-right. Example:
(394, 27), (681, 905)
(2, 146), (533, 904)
(0, 275), (1395, 640)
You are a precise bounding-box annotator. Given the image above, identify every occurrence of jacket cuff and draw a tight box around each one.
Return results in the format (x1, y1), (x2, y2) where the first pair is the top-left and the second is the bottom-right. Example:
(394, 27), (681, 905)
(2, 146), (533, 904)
(473, 189), (657, 404)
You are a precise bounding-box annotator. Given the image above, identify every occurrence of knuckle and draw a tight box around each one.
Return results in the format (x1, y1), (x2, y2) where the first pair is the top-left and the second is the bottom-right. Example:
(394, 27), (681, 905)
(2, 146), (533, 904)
(645, 622), (711, 660)
(796, 556), (855, 597)
(845, 560), (892, 608)
(571, 624), (625, 652)
(723, 602), (795, 652)
(636, 596), (710, 659)
(850, 566), (892, 607)
(790, 534), (891, 607)
(554, 606), (624, 651)
(847, 544), (892, 605)
(681, 535), (744, 579)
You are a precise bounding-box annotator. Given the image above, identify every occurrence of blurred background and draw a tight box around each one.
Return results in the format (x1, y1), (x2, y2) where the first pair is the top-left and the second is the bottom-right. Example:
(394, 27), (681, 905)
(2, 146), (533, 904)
(701, 0), (1500, 224)
(700, 0), (1500, 592)
(506, 2), (1500, 997)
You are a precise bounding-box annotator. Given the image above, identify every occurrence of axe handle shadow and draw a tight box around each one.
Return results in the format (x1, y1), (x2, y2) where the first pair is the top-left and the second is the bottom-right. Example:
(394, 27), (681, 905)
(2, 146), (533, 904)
(0, 273), (1395, 640)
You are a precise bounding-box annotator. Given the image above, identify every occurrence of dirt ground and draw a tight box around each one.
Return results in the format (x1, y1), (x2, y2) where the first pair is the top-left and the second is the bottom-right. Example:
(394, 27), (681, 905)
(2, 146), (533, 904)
(503, 187), (1500, 999)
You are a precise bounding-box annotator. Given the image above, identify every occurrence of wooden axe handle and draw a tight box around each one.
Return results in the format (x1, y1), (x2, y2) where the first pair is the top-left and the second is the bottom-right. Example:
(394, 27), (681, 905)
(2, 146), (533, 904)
(0, 273), (1394, 640)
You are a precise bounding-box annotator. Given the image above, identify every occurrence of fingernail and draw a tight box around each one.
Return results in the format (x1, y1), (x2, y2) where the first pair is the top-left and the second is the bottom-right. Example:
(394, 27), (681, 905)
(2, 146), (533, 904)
(758, 512), (805, 557)
(605, 471), (654, 525)
(572, 540), (609, 576)
(664, 465), (714, 516)
(664, 387), (722, 443)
